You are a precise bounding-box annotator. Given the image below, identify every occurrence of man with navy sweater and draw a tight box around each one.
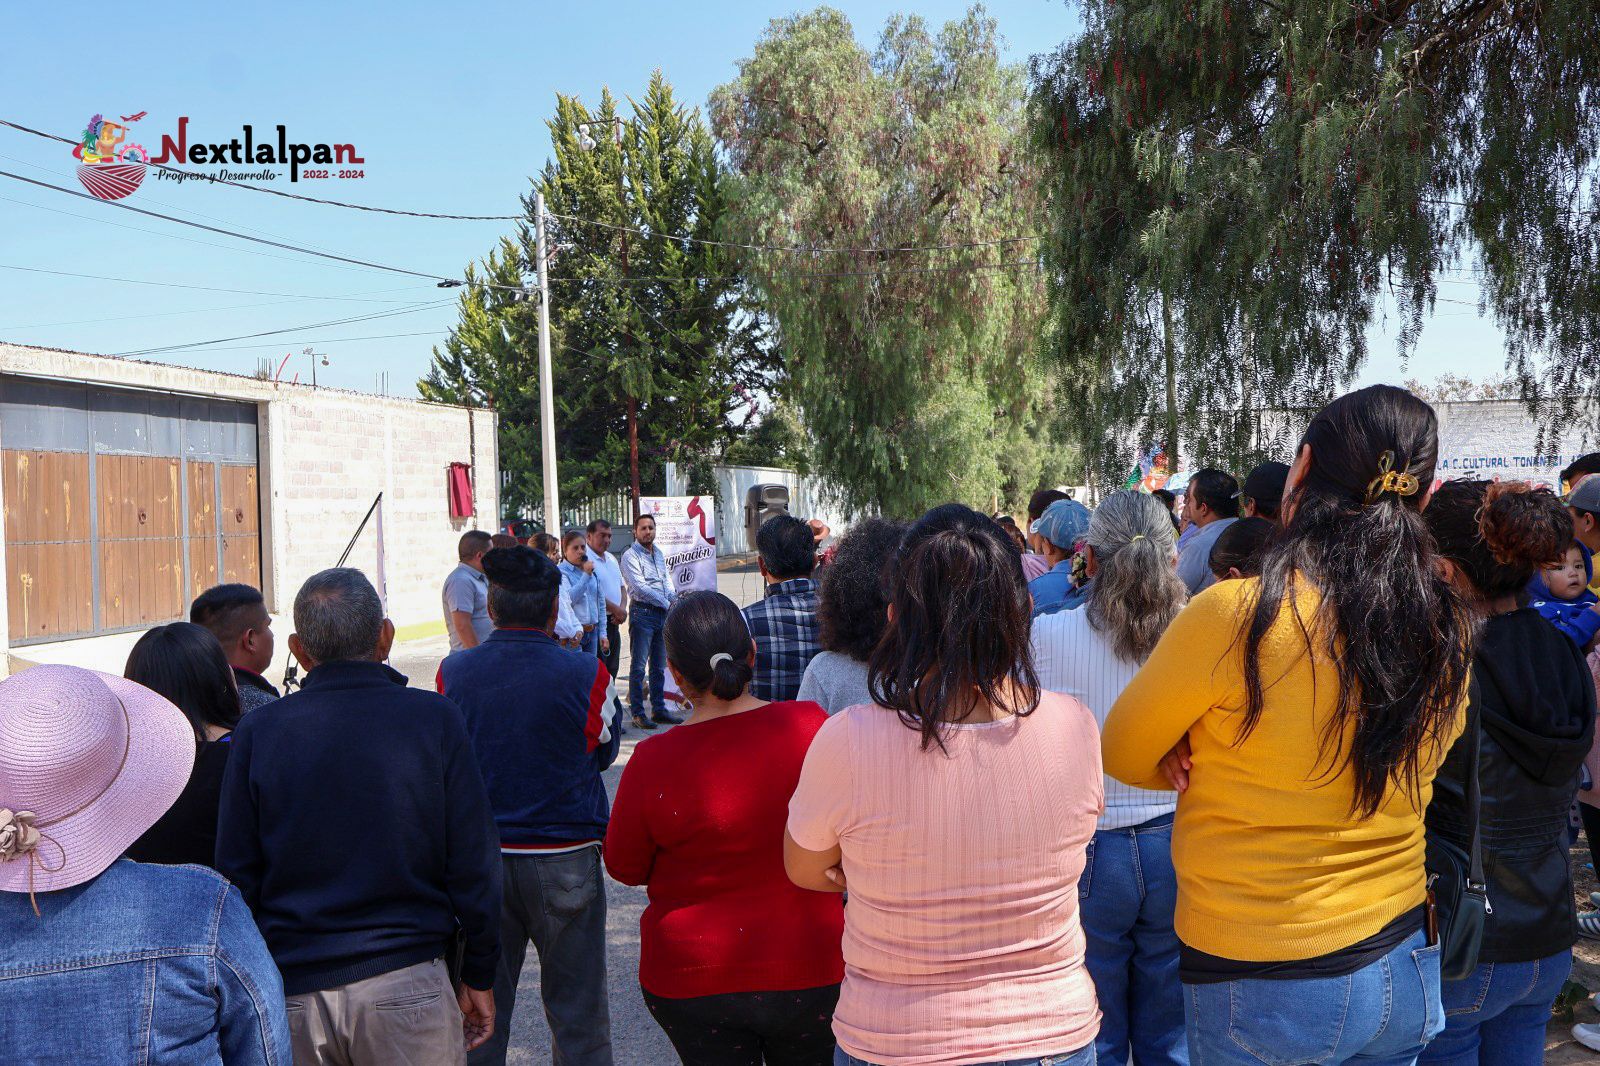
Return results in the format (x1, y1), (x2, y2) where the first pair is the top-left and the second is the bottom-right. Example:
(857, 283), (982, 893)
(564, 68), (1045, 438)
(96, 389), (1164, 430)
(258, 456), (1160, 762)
(440, 545), (622, 1066)
(217, 568), (501, 1066)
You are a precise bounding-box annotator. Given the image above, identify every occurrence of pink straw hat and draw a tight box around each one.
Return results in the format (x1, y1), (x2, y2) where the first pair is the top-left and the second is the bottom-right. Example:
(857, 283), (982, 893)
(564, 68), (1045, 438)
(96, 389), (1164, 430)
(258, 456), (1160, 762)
(0, 664), (194, 896)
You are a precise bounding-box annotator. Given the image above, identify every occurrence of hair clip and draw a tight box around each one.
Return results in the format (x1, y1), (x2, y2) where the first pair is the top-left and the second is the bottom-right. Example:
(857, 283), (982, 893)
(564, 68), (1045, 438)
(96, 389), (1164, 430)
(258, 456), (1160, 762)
(1365, 451), (1420, 503)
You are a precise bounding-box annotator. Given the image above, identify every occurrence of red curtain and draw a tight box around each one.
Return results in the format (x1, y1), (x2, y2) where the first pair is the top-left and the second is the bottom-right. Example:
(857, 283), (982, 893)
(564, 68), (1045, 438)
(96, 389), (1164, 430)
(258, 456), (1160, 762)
(447, 462), (474, 518)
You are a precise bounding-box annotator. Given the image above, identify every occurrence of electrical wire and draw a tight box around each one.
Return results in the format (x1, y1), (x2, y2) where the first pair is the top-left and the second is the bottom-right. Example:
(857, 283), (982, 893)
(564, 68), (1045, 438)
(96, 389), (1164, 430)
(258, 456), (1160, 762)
(124, 329), (452, 355)
(541, 206), (1041, 256)
(0, 263), (437, 301)
(0, 169), (459, 283)
(114, 300), (457, 358)
(0, 288), (429, 332)
(0, 119), (521, 220)
(3, 118), (1043, 255)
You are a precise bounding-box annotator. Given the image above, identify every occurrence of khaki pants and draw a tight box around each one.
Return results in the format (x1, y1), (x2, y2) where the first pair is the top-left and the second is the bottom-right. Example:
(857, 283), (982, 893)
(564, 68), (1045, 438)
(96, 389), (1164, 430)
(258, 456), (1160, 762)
(286, 958), (465, 1066)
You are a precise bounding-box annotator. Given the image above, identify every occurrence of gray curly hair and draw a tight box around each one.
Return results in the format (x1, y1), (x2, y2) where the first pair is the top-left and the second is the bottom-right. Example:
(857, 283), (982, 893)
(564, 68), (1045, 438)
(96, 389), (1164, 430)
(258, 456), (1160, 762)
(1084, 491), (1188, 663)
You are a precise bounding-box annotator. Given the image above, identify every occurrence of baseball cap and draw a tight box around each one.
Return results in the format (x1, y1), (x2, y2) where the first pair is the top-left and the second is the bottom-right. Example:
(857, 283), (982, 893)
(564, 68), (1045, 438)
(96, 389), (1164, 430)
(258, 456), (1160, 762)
(1570, 476), (1600, 516)
(1236, 462), (1290, 508)
(1035, 498), (1092, 551)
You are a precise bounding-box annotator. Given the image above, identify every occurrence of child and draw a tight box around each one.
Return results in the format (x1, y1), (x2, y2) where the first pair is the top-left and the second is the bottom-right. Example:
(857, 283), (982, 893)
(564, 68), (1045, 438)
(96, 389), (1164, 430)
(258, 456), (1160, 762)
(1527, 541), (1600, 649)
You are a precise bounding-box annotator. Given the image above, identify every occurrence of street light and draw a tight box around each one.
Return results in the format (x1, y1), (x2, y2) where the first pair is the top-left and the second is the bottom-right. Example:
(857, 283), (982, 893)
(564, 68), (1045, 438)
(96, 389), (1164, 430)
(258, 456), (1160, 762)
(304, 347), (328, 388)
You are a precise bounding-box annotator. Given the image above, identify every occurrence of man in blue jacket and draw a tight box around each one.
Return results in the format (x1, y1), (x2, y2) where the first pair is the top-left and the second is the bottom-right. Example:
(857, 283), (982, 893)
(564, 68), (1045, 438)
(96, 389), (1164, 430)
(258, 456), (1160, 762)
(440, 545), (622, 1066)
(217, 567), (501, 1066)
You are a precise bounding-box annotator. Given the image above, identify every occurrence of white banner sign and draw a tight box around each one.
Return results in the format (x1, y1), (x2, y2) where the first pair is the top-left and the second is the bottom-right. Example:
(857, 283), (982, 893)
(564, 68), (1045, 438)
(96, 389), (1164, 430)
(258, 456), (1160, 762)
(640, 495), (718, 595)
(639, 496), (718, 706)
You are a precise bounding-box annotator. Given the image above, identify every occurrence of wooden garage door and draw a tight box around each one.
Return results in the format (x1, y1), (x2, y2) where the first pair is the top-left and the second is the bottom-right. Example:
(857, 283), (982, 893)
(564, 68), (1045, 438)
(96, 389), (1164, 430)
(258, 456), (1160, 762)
(1, 377), (260, 644)
(3, 450), (93, 642)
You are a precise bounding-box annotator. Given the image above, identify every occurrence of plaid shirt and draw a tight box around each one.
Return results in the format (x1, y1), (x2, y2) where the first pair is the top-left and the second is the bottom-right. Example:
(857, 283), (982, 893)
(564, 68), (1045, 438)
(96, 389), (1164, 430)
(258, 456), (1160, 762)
(741, 577), (821, 703)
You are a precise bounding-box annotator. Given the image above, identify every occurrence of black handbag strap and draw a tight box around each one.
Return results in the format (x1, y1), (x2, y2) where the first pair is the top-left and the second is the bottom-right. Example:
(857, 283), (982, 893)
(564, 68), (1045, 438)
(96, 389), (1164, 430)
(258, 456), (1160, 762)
(1464, 683), (1484, 892)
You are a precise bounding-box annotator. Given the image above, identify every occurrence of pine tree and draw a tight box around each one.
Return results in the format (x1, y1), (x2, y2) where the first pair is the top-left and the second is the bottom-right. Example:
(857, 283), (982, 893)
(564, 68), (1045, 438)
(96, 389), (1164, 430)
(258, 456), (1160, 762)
(421, 74), (772, 519)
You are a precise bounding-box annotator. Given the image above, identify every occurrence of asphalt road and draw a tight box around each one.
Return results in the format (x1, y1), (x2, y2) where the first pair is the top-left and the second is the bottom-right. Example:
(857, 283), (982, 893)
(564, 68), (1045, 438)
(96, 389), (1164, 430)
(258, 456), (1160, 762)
(390, 563), (771, 1065)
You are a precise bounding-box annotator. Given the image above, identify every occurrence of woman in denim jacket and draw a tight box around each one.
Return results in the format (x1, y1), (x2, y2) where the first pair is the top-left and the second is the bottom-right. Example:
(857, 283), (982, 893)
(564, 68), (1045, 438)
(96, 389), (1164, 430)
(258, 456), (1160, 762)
(0, 664), (290, 1064)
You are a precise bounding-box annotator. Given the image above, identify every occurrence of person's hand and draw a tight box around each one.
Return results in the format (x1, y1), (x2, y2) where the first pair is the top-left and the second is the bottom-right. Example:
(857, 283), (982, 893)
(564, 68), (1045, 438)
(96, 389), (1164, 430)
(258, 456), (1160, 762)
(607, 603), (626, 625)
(600, 638), (610, 655)
(824, 865), (847, 891)
(1159, 735), (1193, 793)
(807, 518), (831, 544)
(459, 985), (495, 1051)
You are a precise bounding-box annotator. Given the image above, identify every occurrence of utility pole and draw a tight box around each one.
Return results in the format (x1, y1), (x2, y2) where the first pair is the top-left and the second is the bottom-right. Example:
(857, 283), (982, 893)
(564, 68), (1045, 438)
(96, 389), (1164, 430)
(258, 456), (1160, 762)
(534, 191), (561, 532)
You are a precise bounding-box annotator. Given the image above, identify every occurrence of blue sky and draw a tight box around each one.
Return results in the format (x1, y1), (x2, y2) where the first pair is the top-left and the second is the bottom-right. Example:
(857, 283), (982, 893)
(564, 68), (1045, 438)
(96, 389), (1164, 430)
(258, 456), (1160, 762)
(2, 0), (1503, 396)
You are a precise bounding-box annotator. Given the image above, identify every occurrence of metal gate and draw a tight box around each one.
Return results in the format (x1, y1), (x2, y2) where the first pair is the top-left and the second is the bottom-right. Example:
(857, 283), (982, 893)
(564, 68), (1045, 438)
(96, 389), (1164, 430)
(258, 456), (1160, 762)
(1, 376), (260, 645)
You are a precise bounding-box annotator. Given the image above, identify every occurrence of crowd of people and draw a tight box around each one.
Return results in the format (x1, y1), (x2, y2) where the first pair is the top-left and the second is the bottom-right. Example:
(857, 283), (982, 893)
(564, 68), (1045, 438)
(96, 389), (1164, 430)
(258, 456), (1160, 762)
(8, 382), (1600, 1066)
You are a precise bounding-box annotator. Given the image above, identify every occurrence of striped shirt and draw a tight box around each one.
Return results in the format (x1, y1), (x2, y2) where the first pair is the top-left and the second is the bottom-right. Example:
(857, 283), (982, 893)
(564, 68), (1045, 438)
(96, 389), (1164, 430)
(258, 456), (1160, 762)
(1032, 606), (1177, 830)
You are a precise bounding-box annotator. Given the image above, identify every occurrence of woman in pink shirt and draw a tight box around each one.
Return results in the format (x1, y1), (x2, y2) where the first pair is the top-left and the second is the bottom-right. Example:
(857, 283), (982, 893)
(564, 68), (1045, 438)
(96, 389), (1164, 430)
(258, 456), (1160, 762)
(785, 503), (1103, 1066)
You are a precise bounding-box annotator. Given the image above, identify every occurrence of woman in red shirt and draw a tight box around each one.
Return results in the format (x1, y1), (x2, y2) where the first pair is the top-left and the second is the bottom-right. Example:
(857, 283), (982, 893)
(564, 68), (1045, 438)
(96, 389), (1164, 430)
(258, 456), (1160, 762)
(605, 590), (844, 1065)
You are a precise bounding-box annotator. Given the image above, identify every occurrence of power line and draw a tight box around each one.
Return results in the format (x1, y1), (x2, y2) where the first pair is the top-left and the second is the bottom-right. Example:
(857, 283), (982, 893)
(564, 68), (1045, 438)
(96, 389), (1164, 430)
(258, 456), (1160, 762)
(3, 118), (1042, 255)
(541, 206), (1041, 257)
(0, 150), (382, 262)
(0, 119), (520, 220)
(0, 263), (436, 301)
(0, 287), (430, 331)
(0, 169), (458, 283)
(0, 192), (378, 272)
(127, 329), (451, 355)
(114, 300), (457, 358)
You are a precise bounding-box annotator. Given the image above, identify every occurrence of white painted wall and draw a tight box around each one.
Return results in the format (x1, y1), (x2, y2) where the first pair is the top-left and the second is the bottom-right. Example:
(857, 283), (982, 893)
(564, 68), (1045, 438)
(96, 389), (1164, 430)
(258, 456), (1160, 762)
(0, 344), (498, 673)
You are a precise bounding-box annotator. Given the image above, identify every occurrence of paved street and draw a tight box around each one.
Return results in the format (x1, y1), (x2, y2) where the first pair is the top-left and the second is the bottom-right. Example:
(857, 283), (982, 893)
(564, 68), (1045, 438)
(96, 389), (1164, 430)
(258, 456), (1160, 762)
(390, 562), (769, 1064)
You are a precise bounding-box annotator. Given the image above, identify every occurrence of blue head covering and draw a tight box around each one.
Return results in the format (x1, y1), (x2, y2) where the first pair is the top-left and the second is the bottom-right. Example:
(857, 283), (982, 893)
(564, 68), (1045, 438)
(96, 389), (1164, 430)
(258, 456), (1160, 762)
(1034, 498), (1092, 552)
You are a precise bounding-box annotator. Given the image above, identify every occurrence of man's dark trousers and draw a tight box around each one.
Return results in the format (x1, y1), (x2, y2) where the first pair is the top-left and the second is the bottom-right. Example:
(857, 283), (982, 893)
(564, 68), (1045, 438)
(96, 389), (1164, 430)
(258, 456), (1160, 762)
(468, 846), (612, 1066)
(601, 619), (625, 721)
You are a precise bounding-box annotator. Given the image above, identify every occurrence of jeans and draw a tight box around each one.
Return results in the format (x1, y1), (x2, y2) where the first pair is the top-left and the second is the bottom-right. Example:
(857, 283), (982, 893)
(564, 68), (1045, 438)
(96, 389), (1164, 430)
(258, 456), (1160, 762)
(642, 984), (840, 1065)
(580, 627), (598, 657)
(1184, 930), (1444, 1066)
(1418, 949), (1571, 1065)
(1080, 815), (1187, 1066)
(469, 847), (612, 1066)
(628, 603), (668, 718)
(835, 1044), (1094, 1066)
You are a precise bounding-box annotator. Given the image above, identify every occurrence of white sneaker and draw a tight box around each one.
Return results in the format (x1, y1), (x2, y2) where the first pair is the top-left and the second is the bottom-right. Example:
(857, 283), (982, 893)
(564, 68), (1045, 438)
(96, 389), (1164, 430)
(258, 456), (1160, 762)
(1590, 891), (1600, 908)
(1574, 1023), (1600, 1053)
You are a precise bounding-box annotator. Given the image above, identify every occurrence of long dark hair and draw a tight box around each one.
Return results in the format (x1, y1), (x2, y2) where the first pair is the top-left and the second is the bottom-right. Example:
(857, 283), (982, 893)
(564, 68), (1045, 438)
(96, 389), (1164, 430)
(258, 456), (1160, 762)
(868, 504), (1039, 750)
(1243, 385), (1471, 817)
(1425, 480), (1570, 600)
(665, 591), (755, 700)
(125, 622), (241, 741)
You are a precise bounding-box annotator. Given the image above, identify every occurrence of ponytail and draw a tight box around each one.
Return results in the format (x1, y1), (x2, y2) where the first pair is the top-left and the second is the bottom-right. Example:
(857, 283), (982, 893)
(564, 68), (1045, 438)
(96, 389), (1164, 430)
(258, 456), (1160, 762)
(1083, 491), (1188, 663)
(664, 591), (756, 702)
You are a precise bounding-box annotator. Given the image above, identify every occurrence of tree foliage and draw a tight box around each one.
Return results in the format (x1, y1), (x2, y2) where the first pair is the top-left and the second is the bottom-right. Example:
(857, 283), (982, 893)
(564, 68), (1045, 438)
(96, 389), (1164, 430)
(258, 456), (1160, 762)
(1403, 372), (1520, 403)
(1032, 0), (1600, 486)
(712, 6), (1073, 517)
(422, 73), (773, 517)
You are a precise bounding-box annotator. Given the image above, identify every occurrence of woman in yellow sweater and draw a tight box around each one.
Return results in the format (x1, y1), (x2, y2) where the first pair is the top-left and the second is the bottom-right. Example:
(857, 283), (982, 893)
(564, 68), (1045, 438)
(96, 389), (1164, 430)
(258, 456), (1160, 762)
(1103, 384), (1473, 1066)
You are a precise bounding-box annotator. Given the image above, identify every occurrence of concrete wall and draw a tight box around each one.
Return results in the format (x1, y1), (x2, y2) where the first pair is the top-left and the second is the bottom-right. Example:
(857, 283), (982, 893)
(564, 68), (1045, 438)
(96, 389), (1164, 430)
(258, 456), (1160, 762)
(0, 344), (498, 673)
(1254, 397), (1592, 490)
